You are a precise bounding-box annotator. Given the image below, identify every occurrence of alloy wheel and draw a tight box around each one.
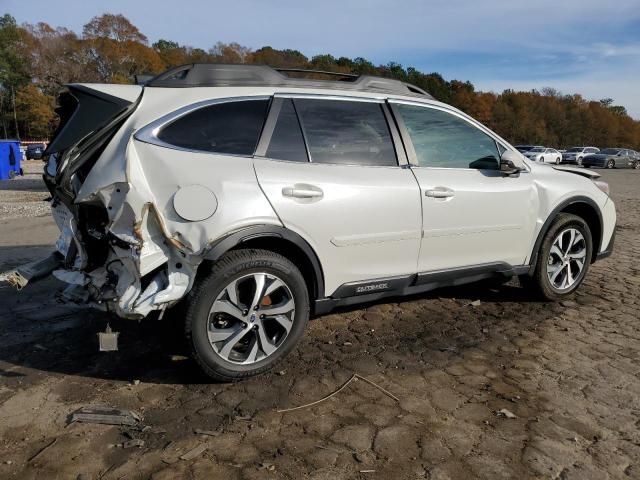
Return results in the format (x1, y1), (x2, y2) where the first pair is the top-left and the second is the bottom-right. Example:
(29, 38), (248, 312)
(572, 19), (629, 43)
(546, 228), (587, 291)
(607, 159), (615, 169)
(207, 273), (295, 364)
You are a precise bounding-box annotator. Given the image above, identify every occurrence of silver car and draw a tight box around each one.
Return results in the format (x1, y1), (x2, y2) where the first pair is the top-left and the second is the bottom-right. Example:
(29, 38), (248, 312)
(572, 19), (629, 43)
(562, 146), (600, 165)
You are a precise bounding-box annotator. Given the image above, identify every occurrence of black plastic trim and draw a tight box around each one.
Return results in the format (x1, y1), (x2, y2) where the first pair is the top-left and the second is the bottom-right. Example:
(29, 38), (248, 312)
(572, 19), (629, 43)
(314, 263), (527, 315)
(45, 85), (135, 155)
(595, 226), (615, 260)
(527, 196), (604, 275)
(204, 225), (325, 298)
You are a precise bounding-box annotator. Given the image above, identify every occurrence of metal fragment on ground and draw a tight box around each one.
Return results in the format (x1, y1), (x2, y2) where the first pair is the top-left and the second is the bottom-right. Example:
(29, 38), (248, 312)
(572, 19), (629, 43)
(68, 405), (142, 426)
(179, 444), (207, 461)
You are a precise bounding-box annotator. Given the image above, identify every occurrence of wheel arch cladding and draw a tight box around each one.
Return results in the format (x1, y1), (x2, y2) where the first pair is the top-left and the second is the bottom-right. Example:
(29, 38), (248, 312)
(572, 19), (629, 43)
(529, 196), (603, 274)
(203, 225), (325, 301)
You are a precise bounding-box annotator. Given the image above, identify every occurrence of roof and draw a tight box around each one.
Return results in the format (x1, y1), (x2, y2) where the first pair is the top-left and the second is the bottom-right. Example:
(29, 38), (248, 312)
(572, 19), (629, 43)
(144, 64), (433, 99)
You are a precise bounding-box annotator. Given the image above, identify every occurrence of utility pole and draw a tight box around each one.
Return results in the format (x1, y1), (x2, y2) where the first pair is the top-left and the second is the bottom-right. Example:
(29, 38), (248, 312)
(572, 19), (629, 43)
(11, 85), (19, 140)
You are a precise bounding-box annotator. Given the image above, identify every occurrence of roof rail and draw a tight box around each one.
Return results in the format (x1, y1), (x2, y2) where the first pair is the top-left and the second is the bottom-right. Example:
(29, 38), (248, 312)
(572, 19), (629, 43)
(145, 64), (432, 98)
(274, 68), (358, 79)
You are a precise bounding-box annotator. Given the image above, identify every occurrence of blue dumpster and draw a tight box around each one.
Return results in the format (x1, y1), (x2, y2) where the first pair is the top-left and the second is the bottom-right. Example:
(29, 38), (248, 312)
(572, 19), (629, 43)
(0, 140), (22, 180)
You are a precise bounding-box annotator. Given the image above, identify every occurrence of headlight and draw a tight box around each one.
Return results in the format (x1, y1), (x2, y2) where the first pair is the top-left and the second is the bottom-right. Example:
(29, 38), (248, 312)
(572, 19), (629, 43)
(593, 180), (610, 196)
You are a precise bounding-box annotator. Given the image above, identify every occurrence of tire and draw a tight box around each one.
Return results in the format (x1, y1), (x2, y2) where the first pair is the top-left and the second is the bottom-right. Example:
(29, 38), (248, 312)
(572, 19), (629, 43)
(634, 162), (640, 170)
(540, 156), (544, 163)
(577, 157), (583, 166)
(555, 157), (560, 165)
(522, 213), (592, 301)
(185, 249), (310, 381)
(606, 159), (615, 169)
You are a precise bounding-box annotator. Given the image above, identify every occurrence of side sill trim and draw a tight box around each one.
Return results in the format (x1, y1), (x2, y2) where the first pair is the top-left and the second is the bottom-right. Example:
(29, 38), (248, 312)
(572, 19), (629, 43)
(314, 262), (527, 316)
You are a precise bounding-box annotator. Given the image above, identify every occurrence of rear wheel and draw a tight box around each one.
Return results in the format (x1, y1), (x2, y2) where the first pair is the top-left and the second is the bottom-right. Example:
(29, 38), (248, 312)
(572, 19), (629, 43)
(185, 249), (309, 381)
(577, 157), (583, 166)
(634, 162), (640, 170)
(555, 157), (561, 164)
(522, 213), (592, 300)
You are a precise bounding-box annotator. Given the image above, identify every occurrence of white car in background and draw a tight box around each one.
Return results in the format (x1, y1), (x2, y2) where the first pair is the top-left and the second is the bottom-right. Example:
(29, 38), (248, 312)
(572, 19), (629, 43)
(524, 147), (562, 164)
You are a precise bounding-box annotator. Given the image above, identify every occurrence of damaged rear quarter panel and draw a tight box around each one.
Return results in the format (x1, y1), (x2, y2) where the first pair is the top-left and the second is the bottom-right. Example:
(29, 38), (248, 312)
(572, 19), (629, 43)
(70, 87), (282, 317)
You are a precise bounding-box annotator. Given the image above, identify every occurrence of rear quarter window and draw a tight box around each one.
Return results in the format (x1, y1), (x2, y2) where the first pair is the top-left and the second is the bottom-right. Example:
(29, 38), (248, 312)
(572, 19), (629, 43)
(157, 99), (269, 155)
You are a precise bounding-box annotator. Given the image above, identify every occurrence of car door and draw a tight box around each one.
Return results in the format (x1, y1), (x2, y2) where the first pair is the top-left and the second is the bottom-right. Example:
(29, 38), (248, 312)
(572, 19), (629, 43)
(389, 100), (538, 273)
(254, 96), (422, 296)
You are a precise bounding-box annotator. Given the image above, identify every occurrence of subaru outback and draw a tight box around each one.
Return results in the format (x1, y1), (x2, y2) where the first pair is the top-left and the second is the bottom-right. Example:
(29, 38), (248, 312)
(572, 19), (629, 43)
(1, 64), (616, 381)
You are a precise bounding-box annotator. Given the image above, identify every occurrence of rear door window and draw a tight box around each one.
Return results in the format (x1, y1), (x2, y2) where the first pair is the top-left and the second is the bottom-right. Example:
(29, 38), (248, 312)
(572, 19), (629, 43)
(294, 99), (397, 166)
(157, 99), (269, 155)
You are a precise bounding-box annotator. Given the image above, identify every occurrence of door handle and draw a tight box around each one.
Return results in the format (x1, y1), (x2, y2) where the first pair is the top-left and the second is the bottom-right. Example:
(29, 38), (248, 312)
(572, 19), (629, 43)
(282, 185), (324, 199)
(425, 189), (454, 198)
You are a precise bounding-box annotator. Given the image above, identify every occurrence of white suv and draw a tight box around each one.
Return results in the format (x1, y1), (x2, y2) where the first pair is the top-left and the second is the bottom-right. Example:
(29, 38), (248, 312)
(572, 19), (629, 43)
(2, 64), (616, 380)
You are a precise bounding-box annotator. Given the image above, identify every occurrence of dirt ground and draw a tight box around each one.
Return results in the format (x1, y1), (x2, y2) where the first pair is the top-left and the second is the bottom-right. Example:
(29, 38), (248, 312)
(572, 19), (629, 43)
(0, 166), (638, 479)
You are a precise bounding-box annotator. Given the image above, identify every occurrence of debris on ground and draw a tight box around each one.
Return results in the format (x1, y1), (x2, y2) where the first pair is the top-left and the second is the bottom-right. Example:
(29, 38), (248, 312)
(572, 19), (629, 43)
(469, 300), (481, 307)
(179, 444), (207, 461)
(194, 429), (220, 437)
(497, 408), (517, 419)
(122, 439), (145, 449)
(68, 406), (142, 427)
(277, 373), (399, 413)
(28, 438), (57, 462)
(258, 461), (276, 471)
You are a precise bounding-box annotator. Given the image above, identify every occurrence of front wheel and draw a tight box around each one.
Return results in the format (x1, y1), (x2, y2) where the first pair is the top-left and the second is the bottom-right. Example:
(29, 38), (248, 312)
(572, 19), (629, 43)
(577, 157), (583, 166)
(540, 156), (545, 163)
(607, 159), (615, 169)
(185, 249), (309, 381)
(522, 213), (592, 300)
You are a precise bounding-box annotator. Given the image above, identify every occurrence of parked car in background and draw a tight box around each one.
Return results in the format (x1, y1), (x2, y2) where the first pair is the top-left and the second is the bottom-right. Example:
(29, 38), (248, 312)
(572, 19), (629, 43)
(515, 145), (544, 153)
(583, 148), (639, 169)
(562, 147), (599, 166)
(26, 143), (46, 160)
(523, 147), (562, 164)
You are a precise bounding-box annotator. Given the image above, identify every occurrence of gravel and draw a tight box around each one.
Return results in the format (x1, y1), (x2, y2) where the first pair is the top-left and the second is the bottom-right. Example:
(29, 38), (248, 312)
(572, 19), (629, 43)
(0, 160), (51, 221)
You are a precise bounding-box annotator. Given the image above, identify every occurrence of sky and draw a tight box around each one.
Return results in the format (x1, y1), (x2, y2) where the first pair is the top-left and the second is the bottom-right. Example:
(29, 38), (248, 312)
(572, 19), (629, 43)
(4, 0), (640, 118)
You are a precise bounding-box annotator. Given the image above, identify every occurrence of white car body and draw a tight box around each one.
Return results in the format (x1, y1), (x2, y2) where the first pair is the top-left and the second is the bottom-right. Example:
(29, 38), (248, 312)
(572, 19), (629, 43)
(2, 65), (616, 321)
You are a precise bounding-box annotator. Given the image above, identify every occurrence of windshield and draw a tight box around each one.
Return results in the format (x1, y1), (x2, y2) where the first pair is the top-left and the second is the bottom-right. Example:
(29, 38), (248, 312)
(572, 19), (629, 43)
(599, 148), (620, 154)
(566, 147), (582, 152)
(529, 147), (545, 152)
